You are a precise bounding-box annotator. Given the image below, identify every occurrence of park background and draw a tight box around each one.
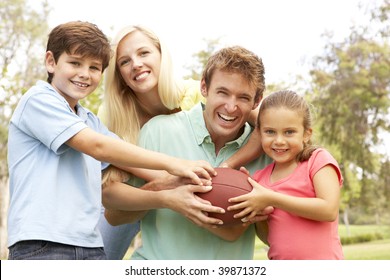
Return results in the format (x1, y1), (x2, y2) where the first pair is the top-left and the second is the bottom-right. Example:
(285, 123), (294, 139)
(0, 0), (389, 259)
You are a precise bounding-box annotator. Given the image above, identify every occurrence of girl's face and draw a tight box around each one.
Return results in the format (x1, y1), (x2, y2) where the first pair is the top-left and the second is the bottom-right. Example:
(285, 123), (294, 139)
(259, 107), (312, 167)
(116, 30), (161, 95)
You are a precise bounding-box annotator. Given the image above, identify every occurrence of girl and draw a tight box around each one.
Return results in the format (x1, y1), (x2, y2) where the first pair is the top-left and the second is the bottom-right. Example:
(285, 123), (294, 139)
(229, 90), (344, 260)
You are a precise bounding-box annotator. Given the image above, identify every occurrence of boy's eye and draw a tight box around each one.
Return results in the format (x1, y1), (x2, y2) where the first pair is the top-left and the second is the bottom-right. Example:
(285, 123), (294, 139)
(70, 61), (80, 66)
(140, 51), (149, 56)
(91, 66), (101, 71)
(264, 130), (275, 135)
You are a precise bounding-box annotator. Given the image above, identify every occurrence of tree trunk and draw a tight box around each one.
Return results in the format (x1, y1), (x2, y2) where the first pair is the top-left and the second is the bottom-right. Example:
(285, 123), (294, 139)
(342, 207), (350, 237)
(0, 176), (9, 259)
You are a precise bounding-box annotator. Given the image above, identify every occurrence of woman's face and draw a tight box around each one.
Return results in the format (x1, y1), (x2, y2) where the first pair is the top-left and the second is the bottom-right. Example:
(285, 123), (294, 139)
(116, 30), (161, 95)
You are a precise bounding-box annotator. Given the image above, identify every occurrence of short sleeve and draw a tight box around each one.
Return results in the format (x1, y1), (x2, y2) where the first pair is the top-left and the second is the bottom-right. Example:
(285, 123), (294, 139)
(309, 149), (343, 186)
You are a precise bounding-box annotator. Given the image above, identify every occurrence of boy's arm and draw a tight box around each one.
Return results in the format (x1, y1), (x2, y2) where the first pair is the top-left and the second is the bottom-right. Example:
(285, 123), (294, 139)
(66, 127), (216, 184)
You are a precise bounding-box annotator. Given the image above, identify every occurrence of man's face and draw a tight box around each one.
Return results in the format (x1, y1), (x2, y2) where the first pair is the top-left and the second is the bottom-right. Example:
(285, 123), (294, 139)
(201, 69), (259, 149)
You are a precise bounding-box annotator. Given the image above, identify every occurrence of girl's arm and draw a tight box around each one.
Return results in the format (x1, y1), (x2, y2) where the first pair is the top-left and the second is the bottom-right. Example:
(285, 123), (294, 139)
(229, 165), (341, 222)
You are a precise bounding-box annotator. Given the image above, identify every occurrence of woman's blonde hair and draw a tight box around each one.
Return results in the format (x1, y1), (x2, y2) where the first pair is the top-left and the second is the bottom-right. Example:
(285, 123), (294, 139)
(104, 25), (182, 144)
(102, 25), (182, 184)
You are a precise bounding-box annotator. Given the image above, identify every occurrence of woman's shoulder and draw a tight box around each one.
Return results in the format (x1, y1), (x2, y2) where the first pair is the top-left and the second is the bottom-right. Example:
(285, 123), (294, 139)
(177, 79), (205, 110)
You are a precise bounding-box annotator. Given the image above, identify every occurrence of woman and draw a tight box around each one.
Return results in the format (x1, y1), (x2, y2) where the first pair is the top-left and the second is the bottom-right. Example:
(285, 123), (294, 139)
(97, 25), (207, 260)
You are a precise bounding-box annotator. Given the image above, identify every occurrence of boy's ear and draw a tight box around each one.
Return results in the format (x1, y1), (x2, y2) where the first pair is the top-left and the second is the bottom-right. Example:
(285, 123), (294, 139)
(45, 51), (56, 73)
(200, 79), (208, 97)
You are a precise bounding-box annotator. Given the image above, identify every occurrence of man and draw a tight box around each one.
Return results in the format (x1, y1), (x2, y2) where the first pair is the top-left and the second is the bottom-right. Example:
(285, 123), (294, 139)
(103, 46), (272, 259)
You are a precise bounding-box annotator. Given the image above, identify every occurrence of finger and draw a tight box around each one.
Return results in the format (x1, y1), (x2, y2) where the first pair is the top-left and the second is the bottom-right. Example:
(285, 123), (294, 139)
(228, 193), (249, 203)
(190, 213), (224, 227)
(233, 208), (252, 219)
(187, 171), (203, 185)
(198, 161), (217, 177)
(227, 200), (246, 211)
(218, 162), (230, 168)
(239, 166), (250, 175)
(191, 184), (213, 194)
(248, 214), (269, 223)
(259, 206), (274, 215)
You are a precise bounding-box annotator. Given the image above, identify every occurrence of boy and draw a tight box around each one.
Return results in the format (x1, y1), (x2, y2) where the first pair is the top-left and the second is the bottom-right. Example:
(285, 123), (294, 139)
(7, 21), (215, 260)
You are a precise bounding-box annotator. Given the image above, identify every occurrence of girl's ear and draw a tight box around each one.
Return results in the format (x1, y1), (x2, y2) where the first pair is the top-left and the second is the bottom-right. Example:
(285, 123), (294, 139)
(304, 128), (313, 143)
(45, 51), (56, 74)
(200, 79), (208, 97)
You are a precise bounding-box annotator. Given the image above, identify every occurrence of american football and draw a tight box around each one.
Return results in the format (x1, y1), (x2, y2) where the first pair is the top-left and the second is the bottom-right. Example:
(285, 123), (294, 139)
(197, 167), (253, 226)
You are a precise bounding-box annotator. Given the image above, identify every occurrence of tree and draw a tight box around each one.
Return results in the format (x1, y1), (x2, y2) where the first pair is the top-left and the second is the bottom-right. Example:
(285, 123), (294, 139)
(308, 0), (390, 226)
(183, 37), (223, 80)
(0, 0), (51, 259)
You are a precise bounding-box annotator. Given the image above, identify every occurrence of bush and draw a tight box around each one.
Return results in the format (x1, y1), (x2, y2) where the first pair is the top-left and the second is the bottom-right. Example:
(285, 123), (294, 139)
(341, 232), (384, 245)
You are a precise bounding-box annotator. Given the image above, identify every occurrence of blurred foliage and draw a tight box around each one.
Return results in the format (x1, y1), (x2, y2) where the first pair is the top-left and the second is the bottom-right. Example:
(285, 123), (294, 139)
(0, 0), (389, 229)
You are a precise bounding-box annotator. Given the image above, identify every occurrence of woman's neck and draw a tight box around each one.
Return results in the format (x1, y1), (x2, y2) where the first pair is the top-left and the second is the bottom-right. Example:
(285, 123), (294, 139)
(135, 90), (173, 127)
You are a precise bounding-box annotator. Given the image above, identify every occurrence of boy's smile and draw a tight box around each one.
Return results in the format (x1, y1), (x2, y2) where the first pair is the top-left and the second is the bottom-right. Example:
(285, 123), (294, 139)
(45, 51), (103, 110)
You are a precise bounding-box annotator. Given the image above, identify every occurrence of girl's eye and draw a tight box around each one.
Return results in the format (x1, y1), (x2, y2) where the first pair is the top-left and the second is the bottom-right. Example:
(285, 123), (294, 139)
(265, 130), (275, 135)
(285, 130), (295, 135)
(140, 51), (149, 56)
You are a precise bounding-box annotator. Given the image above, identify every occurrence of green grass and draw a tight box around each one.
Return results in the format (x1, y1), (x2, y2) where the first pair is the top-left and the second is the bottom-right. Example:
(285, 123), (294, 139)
(254, 224), (390, 260)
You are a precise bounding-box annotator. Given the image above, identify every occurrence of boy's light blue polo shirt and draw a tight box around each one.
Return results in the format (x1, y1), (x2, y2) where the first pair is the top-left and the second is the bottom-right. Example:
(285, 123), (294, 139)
(131, 103), (271, 260)
(7, 80), (116, 248)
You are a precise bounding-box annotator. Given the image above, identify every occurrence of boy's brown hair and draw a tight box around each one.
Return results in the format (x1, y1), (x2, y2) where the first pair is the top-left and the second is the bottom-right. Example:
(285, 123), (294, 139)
(46, 21), (111, 83)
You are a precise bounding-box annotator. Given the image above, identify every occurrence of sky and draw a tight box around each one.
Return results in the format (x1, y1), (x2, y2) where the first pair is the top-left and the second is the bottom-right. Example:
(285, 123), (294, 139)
(42, 0), (368, 84)
(38, 0), (388, 154)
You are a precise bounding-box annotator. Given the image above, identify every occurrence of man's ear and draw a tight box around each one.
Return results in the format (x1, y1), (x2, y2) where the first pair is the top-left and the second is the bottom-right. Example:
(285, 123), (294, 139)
(45, 51), (56, 74)
(200, 79), (208, 97)
(252, 98), (261, 110)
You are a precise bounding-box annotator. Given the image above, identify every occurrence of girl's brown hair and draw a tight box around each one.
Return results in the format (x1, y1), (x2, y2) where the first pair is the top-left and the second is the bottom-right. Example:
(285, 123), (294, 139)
(258, 90), (318, 161)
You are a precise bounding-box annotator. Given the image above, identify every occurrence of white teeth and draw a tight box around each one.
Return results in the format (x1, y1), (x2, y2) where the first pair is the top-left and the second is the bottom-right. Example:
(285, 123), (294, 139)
(218, 113), (236, 121)
(135, 72), (149, 80)
(72, 81), (88, 87)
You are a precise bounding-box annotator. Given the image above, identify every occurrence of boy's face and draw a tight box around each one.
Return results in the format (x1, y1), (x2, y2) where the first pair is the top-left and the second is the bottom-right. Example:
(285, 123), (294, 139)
(45, 51), (103, 110)
(201, 69), (260, 148)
